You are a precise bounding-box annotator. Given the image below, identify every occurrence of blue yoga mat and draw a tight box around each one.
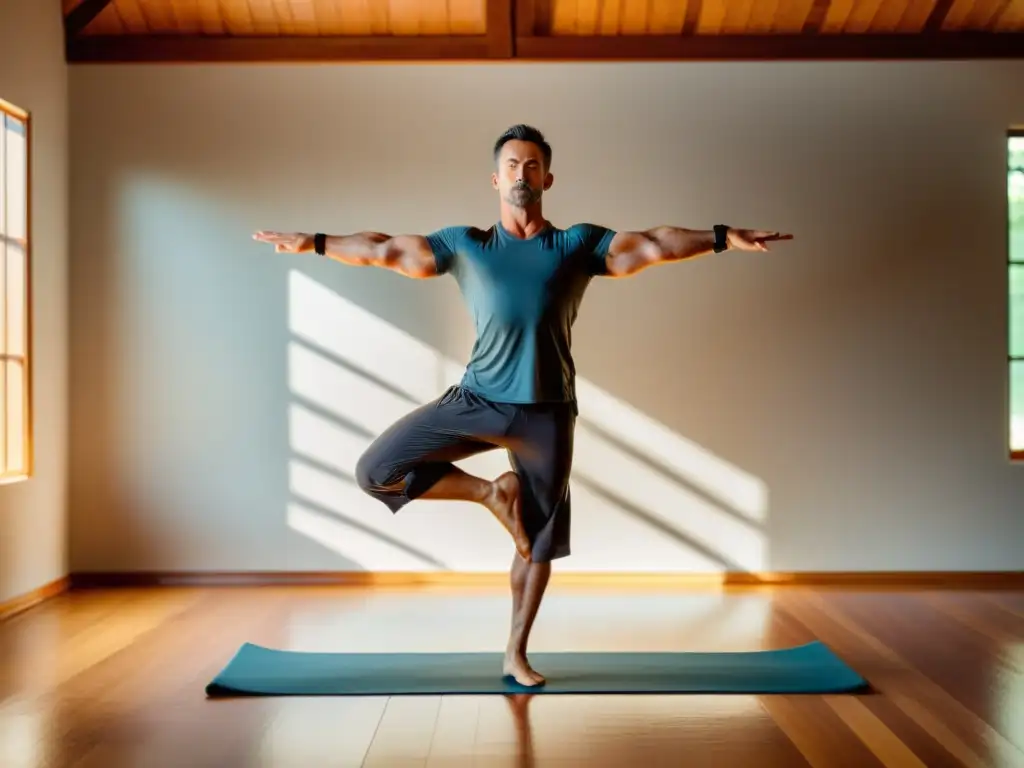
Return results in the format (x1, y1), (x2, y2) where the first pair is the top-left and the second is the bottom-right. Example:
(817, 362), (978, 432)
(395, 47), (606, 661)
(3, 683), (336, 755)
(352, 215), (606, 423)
(205, 641), (867, 697)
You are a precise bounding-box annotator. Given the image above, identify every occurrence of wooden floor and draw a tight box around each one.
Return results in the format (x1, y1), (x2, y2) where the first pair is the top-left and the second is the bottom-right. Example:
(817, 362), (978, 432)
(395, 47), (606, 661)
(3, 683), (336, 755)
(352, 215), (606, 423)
(1, 584), (1023, 767)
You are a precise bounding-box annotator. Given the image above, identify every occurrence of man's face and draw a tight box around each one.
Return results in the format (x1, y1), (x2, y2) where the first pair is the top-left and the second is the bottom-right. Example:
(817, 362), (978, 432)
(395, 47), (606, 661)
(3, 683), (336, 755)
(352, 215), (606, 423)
(493, 140), (552, 208)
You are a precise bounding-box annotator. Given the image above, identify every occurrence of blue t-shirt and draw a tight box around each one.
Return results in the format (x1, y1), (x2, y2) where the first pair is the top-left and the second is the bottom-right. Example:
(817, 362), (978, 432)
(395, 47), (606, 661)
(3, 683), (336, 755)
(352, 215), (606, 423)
(425, 221), (617, 406)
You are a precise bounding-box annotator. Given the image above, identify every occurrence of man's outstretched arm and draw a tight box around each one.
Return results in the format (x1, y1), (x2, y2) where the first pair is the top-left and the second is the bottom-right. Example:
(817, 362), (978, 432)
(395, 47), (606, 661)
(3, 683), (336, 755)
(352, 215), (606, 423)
(253, 230), (441, 279)
(603, 226), (793, 278)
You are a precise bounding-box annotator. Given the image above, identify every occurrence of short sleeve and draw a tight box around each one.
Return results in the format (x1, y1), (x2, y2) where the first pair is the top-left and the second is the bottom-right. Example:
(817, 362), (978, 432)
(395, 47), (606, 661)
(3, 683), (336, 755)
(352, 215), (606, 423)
(424, 226), (467, 276)
(573, 223), (618, 276)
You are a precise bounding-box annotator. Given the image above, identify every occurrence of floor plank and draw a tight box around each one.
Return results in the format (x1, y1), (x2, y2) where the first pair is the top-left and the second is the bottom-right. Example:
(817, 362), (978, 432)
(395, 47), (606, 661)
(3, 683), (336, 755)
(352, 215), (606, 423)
(1, 584), (1022, 767)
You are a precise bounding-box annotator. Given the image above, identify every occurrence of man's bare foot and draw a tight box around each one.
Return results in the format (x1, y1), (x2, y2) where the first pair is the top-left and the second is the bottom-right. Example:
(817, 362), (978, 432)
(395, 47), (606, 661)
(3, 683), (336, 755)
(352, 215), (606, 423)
(503, 651), (546, 687)
(486, 472), (532, 562)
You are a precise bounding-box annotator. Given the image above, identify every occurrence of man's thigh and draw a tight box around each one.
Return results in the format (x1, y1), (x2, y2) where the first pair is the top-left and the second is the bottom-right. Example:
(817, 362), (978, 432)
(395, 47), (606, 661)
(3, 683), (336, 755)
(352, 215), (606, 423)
(357, 385), (516, 490)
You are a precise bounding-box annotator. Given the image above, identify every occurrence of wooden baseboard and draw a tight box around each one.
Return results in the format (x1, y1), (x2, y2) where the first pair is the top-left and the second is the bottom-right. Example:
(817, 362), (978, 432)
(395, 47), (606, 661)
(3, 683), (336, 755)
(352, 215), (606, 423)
(67, 570), (1024, 590)
(0, 576), (70, 621)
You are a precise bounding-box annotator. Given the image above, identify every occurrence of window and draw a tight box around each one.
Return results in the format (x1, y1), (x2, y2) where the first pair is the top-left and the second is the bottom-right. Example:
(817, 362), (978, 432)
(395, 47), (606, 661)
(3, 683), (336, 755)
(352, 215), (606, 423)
(1010, 131), (1024, 461)
(0, 98), (31, 482)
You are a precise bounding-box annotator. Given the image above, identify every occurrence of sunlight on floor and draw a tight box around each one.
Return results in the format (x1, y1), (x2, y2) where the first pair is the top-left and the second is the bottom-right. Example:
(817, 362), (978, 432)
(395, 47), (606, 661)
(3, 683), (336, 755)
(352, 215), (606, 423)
(286, 269), (769, 573)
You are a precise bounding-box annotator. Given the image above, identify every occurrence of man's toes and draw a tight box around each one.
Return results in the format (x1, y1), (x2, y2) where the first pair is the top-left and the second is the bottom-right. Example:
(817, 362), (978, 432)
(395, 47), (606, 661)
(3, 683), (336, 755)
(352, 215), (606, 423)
(522, 672), (545, 687)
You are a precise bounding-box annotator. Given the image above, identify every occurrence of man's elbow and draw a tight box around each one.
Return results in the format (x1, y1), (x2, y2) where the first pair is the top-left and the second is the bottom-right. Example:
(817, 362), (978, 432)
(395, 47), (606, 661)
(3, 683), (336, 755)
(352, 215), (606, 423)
(394, 241), (441, 279)
(607, 235), (665, 277)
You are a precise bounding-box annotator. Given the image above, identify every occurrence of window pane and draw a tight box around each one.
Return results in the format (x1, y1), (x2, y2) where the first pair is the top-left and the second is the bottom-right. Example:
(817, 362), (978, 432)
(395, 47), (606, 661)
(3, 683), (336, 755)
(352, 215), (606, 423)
(4, 116), (26, 242)
(1013, 190), (1024, 263)
(0, 116), (6, 236)
(1011, 136), (1024, 263)
(6, 241), (24, 357)
(0, 362), (6, 473)
(0, 234), (6, 357)
(5, 360), (23, 474)
(1013, 360), (1024, 453)
(1012, 266), (1024, 358)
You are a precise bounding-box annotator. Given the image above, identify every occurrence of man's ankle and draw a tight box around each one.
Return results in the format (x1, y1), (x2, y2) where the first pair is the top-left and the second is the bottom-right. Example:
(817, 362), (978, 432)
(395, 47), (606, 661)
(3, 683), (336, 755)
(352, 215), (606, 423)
(476, 477), (496, 505)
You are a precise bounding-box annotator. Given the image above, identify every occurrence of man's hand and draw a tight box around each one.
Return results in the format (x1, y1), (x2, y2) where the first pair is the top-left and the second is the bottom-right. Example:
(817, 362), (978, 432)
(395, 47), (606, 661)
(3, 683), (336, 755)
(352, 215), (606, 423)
(727, 229), (793, 252)
(252, 231), (314, 253)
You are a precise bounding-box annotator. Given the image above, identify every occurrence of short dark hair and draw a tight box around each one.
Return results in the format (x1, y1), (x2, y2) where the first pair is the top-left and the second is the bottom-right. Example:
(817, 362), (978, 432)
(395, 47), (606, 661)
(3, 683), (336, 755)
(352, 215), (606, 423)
(493, 124), (552, 169)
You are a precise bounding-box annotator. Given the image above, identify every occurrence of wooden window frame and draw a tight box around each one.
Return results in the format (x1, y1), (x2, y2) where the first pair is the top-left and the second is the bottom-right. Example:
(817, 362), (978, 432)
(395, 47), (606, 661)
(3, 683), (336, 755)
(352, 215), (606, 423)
(0, 97), (33, 483)
(1009, 129), (1023, 462)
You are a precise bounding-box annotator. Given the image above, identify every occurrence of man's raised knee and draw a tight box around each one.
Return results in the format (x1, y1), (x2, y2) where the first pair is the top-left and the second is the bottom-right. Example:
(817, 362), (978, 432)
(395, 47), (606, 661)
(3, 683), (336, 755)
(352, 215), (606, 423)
(355, 451), (405, 497)
(354, 451), (379, 494)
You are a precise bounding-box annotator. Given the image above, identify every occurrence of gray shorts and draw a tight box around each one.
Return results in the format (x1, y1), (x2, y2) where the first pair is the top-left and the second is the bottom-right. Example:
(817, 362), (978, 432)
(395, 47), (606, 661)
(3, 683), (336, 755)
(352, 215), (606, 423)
(355, 385), (576, 562)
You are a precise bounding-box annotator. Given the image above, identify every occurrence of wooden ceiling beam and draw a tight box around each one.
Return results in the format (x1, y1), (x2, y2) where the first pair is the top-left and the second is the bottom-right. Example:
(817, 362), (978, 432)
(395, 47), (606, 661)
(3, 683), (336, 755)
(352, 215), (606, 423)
(514, 31), (1024, 60)
(64, 0), (113, 37)
(64, 30), (1024, 64)
(65, 34), (495, 63)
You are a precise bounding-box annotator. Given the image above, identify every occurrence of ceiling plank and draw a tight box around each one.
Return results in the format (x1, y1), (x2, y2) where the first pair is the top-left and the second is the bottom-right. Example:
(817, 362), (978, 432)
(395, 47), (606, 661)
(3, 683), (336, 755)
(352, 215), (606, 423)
(64, 0), (115, 37)
(65, 34), (494, 62)
(987, 0), (1015, 29)
(515, 30), (1024, 59)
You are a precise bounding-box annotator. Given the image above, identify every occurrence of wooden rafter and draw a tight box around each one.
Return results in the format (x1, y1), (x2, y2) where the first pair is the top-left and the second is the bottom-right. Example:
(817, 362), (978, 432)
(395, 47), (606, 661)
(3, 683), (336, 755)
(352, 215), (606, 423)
(64, 0), (113, 37)
(487, 0), (514, 57)
(682, 0), (702, 36)
(516, 0), (537, 38)
(923, 0), (956, 32)
(802, 0), (832, 34)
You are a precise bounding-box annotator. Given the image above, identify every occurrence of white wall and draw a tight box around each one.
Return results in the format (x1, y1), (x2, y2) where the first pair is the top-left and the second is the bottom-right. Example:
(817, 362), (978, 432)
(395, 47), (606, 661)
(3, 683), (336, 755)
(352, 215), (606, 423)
(68, 60), (1024, 575)
(0, 1), (69, 602)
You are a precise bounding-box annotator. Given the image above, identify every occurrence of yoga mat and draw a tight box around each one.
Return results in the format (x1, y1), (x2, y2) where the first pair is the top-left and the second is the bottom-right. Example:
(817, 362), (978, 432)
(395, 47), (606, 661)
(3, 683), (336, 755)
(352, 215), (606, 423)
(205, 641), (868, 697)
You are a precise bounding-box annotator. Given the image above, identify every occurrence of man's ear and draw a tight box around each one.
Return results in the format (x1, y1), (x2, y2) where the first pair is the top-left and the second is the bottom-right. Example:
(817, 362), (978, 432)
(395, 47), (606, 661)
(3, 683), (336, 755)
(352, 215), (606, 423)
(544, 172), (554, 191)
(491, 172), (499, 190)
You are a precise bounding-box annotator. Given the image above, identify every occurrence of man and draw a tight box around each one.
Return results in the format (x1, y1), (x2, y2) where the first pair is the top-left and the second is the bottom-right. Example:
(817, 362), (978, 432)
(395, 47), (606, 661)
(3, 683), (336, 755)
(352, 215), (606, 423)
(254, 124), (792, 687)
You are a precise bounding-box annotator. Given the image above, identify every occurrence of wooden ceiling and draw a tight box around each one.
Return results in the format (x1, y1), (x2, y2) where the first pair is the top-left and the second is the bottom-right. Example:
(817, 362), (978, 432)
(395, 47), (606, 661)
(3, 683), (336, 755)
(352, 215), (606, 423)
(63, 0), (1024, 62)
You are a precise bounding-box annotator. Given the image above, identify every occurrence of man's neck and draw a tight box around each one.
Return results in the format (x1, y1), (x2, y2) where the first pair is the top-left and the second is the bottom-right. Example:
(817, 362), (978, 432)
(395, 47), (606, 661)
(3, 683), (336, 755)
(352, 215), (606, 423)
(500, 205), (548, 239)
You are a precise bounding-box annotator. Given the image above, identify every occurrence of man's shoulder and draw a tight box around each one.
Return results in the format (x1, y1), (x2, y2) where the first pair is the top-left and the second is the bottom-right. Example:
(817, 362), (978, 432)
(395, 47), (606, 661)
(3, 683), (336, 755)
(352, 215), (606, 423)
(429, 224), (491, 236)
(426, 224), (495, 247)
(551, 222), (614, 240)
(564, 222), (615, 234)
(560, 222), (618, 248)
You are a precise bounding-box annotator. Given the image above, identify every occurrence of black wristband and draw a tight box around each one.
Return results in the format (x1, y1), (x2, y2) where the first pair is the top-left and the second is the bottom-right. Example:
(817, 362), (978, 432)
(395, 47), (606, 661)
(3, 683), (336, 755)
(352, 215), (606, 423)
(712, 225), (729, 253)
(314, 232), (327, 256)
